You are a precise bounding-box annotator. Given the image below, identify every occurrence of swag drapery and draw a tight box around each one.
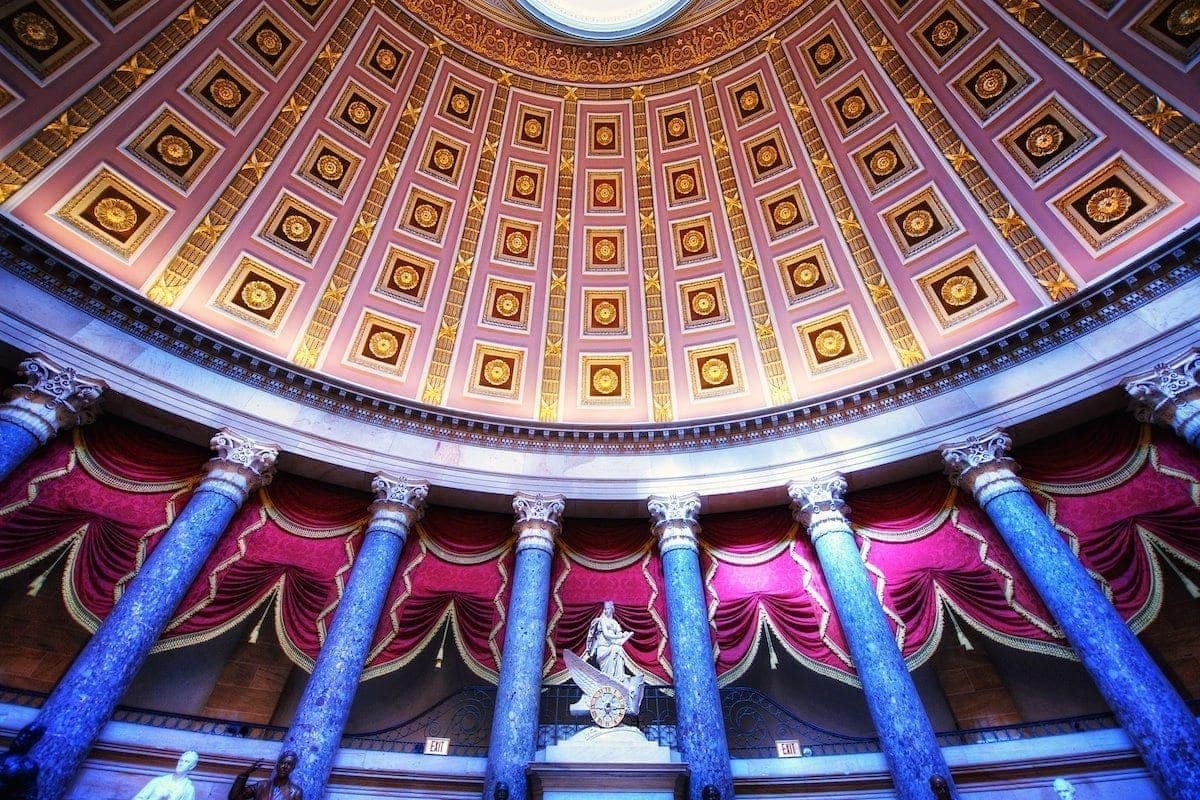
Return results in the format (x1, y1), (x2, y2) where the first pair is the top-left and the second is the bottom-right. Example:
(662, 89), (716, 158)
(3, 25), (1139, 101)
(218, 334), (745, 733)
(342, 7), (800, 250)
(0, 414), (1196, 686)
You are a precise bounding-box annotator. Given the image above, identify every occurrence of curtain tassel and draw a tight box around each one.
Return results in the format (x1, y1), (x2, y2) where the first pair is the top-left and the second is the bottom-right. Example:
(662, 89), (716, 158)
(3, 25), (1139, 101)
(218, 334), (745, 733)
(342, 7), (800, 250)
(27, 548), (69, 597)
(247, 602), (272, 644)
(434, 619), (451, 669)
(947, 606), (973, 651)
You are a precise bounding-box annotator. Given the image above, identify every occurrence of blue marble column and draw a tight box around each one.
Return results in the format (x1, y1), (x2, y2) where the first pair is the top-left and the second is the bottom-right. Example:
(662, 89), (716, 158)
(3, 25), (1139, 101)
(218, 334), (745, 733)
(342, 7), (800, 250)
(484, 491), (565, 800)
(283, 474), (428, 799)
(648, 493), (733, 800)
(788, 476), (959, 800)
(0, 354), (105, 483)
(31, 430), (278, 800)
(942, 430), (1200, 800)
(1125, 348), (1200, 448)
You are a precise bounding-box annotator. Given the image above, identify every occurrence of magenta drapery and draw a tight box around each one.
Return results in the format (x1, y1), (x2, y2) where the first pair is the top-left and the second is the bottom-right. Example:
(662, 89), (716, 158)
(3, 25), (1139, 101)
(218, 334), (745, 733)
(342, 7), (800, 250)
(0, 413), (1197, 684)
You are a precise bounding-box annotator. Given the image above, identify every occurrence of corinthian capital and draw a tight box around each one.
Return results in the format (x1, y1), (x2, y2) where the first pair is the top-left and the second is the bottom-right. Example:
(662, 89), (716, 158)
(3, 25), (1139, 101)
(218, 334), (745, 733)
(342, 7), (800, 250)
(788, 475), (852, 544)
(201, 430), (279, 504)
(512, 491), (565, 553)
(0, 355), (107, 443)
(940, 429), (1025, 507)
(1124, 349), (1200, 427)
(648, 493), (701, 554)
(370, 474), (429, 536)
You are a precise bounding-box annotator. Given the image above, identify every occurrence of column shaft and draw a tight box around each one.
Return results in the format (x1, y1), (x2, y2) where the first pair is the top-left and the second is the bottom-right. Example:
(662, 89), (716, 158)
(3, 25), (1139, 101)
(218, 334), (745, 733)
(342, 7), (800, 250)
(0, 421), (39, 483)
(282, 476), (426, 800)
(31, 431), (275, 800)
(484, 492), (563, 800)
(983, 487), (1200, 798)
(944, 431), (1200, 800)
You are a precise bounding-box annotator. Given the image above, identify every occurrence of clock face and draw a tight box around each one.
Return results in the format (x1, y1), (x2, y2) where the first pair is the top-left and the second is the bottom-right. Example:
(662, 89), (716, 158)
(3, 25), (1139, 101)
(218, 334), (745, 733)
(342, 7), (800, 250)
(589, 685), (628, 728)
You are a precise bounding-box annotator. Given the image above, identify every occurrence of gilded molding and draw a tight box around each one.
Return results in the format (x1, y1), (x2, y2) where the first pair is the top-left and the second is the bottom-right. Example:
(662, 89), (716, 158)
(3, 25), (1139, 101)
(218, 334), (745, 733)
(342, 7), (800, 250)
(0, 354), (106, 444)
(768, 40), (926, 367)
(648, 492), (702, 552)
(145, 2), (369, 308)
(512, 491), (565, 552)
(844, 0), (1075, 302)
(536, 90), (578, 422)
(695, 64), (792, 405)
(420, 83), (511, 406)
(202, 429), (279, 504)
(0, 1), (232, 204)
(940, 429), (1025, 507)
(632, 90), (676, 422)
(293, 40), (443, 368)
(992, 0), (1200, 167)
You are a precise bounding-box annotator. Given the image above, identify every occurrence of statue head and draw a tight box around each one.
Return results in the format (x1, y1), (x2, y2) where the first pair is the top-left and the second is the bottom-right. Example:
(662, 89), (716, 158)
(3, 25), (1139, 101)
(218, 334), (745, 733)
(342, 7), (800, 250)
(8, 723), (44, 754)
(928, 775), (950, 799)
(493, 780), (509, 800)
(603, 600), (615, 616)
(701, 785), (721, 800)
(275, 750), (298, 779)
(176, 750), (199, 775)
(1052, 778), (1075, 799)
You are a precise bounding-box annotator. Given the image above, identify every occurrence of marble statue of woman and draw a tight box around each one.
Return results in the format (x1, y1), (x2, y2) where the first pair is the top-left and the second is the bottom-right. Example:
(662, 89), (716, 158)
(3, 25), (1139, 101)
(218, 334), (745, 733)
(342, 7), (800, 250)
(132, 751), (198, 800)
(586, 600), (634, 682)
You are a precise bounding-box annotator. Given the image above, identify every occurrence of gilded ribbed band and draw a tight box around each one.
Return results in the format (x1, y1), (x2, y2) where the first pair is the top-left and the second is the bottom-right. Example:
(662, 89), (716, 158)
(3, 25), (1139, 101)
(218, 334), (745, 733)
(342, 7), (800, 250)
(788, 475), (852, 543)
(0, 354), (106, 444)
(512, 491), (565, 553)
(199, 430), (279, 506)
(1125, 348), (1200, 428)
(648, 493), (702, 554)
(941, 430), (1026, 509)
(368, 474), (429, 539)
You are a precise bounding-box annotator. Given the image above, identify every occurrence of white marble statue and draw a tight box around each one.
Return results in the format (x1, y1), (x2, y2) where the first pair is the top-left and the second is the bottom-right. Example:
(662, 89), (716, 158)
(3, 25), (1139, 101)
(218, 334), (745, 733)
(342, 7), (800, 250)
(586, 600), (635, 682)
(132, 751), (199, 800)
(1052, 777), (1076, 799)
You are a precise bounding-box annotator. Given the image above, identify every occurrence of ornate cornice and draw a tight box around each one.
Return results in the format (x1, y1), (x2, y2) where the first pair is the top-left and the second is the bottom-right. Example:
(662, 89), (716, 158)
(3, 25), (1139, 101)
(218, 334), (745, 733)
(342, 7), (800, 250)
(648, 493), (702, 553)
(0, 220), (1197, 456)
(512, 491), (565, 553)
(201, 430), (279, 505)
(369, 474), (429, 537)
(940, 430), (1025, 509)
(0, 354), (106, 444)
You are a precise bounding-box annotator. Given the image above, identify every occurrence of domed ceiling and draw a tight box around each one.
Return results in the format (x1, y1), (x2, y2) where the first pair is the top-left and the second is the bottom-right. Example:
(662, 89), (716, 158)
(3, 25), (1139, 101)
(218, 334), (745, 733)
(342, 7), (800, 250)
(0, 0), (1197, 427)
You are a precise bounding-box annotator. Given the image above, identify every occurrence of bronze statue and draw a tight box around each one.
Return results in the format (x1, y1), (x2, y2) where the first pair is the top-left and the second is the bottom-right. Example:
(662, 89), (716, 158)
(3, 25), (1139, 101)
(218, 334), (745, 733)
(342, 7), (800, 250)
(0, 723), (44, 800)
(228, 751), (302, 800)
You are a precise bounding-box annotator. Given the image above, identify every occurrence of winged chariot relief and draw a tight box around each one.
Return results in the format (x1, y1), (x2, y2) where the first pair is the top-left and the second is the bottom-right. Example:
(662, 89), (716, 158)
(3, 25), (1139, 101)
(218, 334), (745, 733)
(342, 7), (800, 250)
(565, 601), (646, 728)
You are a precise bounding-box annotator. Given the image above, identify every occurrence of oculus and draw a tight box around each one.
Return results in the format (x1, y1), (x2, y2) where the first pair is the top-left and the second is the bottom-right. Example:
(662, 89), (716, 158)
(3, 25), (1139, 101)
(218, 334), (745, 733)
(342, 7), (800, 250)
(235, 8), (299, 75)
(348, 311), (416, 376)
(187, 56), (263, 129)
(583, 289), (628, 335)
(213, 256), (299, 332)
(0, 1), (90, 79)
(511, 0), (691, 41)
(127, 108), (219, 192)
(915, 250), (1008, 328)
(56, 168), (167, 259)
(1053, 157), (1172, 251)
(374, 246), (434, 307)
(953, 45), (1032, 121)
(298, 134), (362, 199)
(797, 308), (868, 374)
